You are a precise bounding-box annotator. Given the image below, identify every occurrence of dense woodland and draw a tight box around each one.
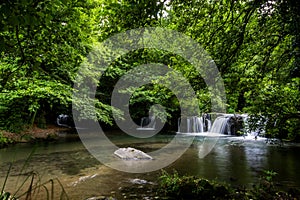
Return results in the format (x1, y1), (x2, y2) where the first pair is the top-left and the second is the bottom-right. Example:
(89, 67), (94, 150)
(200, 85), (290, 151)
(0, 0), (299, 140)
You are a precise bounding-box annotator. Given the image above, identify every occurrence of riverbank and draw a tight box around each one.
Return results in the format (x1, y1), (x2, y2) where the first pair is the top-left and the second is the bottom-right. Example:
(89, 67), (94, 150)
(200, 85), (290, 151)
(0, 124), (72, 147)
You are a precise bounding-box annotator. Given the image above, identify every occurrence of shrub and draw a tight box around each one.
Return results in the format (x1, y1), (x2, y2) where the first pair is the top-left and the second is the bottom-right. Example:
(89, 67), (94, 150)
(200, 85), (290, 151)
(0, 131), (13, 148)
(159, 170), (300, 200)
(159, 170), (232, 199)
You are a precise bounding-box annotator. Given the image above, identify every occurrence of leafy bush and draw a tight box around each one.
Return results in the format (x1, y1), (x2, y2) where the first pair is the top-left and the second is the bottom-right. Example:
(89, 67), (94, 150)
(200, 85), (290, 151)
(0, 131), (13, 148)
(159, 170), (232, 199)
(159, 170), (300, 200)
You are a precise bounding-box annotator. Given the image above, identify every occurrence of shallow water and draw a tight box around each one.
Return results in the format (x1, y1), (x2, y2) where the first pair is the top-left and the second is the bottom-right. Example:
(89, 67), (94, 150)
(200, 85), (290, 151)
(1, 131), (300, 199)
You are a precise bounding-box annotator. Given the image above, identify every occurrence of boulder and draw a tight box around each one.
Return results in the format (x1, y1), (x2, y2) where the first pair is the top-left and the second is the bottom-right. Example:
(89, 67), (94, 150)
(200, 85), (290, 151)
(114, 147), (153, 160)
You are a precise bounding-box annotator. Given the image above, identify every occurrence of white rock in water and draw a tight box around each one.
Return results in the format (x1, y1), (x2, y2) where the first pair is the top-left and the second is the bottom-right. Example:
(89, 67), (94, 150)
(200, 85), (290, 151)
(129, 178), (152, 185)
(114, 147), (153, 160)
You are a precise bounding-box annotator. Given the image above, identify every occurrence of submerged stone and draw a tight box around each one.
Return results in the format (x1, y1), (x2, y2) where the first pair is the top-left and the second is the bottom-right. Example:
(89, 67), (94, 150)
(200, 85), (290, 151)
(114, 147), (153, 160)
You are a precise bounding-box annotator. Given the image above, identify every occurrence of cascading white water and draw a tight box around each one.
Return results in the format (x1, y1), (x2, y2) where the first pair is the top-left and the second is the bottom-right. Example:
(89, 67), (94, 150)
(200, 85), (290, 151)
(210, 116), (230, 134)
(177, 114), (263, 136)
(177, 117), (181, 133)
(187, 117), (191, 133)
(177, 116), (205, 133)
(136, 116), (156, 131)
(195, 117), (204, 133)
(205, 119), (212, 132)
(177, 117), (191, 133)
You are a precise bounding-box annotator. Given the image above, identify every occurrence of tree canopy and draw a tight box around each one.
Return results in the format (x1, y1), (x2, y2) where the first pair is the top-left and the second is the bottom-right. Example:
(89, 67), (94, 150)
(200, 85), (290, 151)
(0, 0), (299, 139)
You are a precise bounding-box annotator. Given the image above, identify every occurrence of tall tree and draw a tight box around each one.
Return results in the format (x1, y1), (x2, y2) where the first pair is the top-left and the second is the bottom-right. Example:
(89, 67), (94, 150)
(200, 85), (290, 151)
(0, 0), (96, 131)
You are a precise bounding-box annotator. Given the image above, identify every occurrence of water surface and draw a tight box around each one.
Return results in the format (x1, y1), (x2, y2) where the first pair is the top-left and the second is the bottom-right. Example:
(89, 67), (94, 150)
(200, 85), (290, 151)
(1, 131), (300, 199)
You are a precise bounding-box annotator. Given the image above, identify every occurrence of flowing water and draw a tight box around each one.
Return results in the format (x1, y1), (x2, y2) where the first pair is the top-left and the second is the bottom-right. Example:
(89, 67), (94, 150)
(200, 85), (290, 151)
(1, 131), (300, 199)
(210, 116), (230, 134)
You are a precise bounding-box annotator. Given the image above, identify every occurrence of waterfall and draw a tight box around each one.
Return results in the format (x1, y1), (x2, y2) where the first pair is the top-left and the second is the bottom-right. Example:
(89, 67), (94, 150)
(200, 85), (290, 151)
(210, 116), (231, 134)
(137, 116), (156, 130)
(177, 117), (190, 133)
(195, 117), (204, 133)
(177, 114), (252, 135)
(205, 119), (212, 132)
(187, 117), (191, 133)
(177, 116), (205, 133)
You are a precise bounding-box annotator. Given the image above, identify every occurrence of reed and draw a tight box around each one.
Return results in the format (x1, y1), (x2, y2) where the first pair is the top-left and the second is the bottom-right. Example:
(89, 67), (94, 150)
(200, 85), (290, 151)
(1, 147), (69, 200)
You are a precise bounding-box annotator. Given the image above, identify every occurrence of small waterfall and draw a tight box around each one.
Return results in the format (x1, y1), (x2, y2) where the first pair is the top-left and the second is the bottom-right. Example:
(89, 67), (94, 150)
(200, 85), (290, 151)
(177, 113), (254, 136)
(177, 117), (189, 133)
(137, 116), (156, 130)
(187, 117), (191, 133)
(177, 114), (244, 134)
(177, 118), (181, 133)
(195, 117), (204, 133)
(57, 114), (72, 128)
(210, 116), (231, 134)
(177, 116), (204, 133)
(205, 119), (212, 132)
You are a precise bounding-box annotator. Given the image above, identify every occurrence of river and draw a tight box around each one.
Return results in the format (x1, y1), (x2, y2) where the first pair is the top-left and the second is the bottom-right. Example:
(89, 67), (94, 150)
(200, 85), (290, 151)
(1, 131), (300, 199)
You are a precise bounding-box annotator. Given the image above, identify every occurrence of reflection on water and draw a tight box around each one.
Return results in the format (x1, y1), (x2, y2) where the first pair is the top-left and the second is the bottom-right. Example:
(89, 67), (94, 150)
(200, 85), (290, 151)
(170, 136), (300, 190)
(1, 132), (300, 199)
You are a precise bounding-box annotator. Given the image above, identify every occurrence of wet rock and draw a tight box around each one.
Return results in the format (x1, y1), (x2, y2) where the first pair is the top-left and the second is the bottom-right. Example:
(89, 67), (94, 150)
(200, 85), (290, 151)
(129, 178), (148, 185)
(114, 147), (153, 160)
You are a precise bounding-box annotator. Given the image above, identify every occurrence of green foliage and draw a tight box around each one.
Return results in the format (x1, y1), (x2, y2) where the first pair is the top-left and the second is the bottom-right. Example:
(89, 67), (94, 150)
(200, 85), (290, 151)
(244, 78), (300, 139)
(94, 0), (167, 41)
(0, 132), (12, 148)
(168, 0), (300, 138)
(262, 170), (278, 182)
(75, 0), (299, 134)
(0, 60), (72, 131)
(159, 170), (300, 200)
(0, 0), (299, 136)
(250, 170), (283, 200)
(0, 191), (11, 200)
(0, 0), (97, 131)
(159, 170), (232, 199)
